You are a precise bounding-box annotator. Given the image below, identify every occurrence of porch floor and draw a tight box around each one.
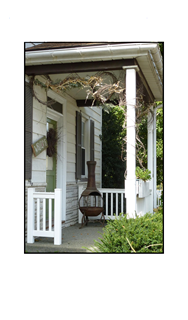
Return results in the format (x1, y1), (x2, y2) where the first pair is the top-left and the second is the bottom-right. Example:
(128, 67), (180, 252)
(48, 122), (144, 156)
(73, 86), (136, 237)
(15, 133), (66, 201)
(25, 221), (106, 253)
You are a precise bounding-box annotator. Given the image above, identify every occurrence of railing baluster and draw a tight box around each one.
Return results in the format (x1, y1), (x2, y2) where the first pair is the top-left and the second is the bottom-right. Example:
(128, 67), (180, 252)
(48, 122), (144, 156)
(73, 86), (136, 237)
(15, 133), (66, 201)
(54, 189), (62, 245)
(49, 198), (52, 231)
(111, 193), (113, 217)
(43, 198), (46, 230)
(37, 198), (40, 231)
(121, 193), (123, 213)
(106, 192), (108, 217)
(116, 193), (118, 216)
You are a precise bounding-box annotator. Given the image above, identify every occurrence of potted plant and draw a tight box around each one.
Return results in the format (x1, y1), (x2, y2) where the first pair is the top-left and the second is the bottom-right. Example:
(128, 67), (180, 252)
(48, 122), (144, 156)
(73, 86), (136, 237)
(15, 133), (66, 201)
(136, 167), (151, 198)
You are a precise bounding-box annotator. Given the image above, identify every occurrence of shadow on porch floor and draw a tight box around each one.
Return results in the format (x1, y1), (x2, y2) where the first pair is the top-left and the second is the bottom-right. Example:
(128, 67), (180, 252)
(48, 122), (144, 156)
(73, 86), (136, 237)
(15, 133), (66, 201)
(25, 221), (106, 253)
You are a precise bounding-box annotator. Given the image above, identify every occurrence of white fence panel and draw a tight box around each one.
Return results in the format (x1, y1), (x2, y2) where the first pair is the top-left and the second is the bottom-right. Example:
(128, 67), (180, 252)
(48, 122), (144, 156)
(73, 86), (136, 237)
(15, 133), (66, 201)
(27, 188), (62, 245)
(156, 190), (162, 207)
(98, 189), (126, 220)
(78, 187), (126, 223)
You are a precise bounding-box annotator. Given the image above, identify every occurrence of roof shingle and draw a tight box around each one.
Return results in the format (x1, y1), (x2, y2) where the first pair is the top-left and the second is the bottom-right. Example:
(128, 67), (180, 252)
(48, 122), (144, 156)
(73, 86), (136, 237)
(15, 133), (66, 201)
(25, 42), (130, 51)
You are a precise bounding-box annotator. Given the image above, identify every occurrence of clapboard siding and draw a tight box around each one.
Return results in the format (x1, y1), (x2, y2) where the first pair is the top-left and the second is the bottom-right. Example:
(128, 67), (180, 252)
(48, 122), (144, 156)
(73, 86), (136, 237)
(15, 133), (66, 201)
(67, 162), (75, 173)
(32, 171), (46, 183)
(95, 127), (101, 136)
(95, 150), (100, 160)
(67, 132), (75, 145)
(96, 173), (100, 180)
(32, 85), (47, 184)
(95, 143), (101, 152)
(67, 113), (75, 126)
(32, 159), (46, 171)
(67, 143), (75, 154)
(67, 172), (76, 182)
(67, 123), (75, 134)
(33, 121), (46, 136)
(33, 107), (46, 124)
(67, 152), (75, 163)
(65, 184), (78, 227)
(66, 103), (76, 182)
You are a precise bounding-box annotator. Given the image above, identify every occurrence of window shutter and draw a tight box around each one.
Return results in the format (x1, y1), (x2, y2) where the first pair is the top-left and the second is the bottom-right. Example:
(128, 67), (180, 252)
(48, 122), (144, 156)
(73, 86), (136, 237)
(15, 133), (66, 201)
(90, 119), (94, 161)
(25, 82), (33, 180)
(76, 111), (82, 179)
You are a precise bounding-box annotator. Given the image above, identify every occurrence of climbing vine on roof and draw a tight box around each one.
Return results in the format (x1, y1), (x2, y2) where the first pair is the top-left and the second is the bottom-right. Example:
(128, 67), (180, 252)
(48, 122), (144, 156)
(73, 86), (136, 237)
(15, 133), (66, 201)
(31, 72), (124, 107)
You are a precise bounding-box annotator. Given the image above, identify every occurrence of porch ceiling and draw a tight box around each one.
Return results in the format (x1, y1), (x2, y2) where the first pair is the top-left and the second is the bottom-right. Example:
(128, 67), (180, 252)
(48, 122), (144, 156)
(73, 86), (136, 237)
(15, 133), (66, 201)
(48, 69), (126, 101)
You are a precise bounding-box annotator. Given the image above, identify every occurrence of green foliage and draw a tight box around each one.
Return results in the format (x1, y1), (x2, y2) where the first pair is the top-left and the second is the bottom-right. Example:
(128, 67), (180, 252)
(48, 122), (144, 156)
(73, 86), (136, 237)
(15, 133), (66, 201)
(136, 104), (163, 185)
(159, 42), (164, 57)
(136, 167), (151, 181)
(101, 103), (163, 187)
(136, 113), (148, 168)
(101, 106), (126, 188)
(87, 208), (163, 253)
(156, 107), (163, 185)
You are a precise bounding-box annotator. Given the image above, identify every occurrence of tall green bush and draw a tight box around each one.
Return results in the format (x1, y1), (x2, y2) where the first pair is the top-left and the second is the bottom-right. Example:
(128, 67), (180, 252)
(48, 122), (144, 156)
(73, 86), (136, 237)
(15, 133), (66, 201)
(86, 208), (163, 253)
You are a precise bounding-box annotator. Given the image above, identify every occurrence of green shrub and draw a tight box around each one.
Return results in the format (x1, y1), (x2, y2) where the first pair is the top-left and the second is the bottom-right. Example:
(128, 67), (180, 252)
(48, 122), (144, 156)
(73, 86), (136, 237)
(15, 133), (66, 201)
(87, 208), (163, 253)
(136, 167), (151, 181)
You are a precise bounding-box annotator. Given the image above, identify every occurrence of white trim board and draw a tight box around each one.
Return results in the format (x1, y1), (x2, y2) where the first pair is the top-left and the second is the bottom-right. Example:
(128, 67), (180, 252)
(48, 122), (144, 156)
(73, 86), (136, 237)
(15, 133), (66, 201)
(47, 92), (67, 221)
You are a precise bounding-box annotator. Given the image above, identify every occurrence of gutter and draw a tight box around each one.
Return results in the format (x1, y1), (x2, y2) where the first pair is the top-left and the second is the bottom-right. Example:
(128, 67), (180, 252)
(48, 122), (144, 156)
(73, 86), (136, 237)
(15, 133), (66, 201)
(25, 42), (162, 69)
(148, 47), (163, 84)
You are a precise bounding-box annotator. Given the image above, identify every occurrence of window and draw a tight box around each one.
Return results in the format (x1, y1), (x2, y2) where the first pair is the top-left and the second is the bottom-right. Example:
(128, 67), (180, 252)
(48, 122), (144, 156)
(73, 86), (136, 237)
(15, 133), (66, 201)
(47, 97), (63, 114)
(76, 111), (94, 180)
(81, 121), (85, 176)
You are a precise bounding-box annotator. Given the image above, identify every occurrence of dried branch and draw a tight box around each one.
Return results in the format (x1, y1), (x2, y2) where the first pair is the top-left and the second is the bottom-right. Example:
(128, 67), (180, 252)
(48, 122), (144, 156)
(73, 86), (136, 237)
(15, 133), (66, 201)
(31, 71), (156, 169)
(126, 237), (136, 253)
(144, 243), (163, 249)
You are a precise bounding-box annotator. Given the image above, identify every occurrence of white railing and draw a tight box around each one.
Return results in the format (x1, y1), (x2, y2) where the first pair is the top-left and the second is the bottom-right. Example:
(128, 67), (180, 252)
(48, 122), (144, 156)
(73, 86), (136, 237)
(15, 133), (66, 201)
(156, 190), (162, 207)
(99, 189), (126, 219)
(78, 187), (126, 222)
(27, 188), (62, 245)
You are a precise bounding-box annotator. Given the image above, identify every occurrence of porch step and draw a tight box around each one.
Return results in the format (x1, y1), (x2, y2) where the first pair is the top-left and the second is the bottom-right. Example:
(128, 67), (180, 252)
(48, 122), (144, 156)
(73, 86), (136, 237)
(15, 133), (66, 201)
(25, 243), (88, 253)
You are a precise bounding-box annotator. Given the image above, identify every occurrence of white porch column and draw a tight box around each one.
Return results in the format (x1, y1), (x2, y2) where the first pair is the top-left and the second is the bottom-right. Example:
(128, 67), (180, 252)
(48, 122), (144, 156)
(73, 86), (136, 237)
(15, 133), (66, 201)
(147, 108), (154, 213)
(153, 104), (163, 209)
(125, 67), (137, 218)
(62, 102), (67, 222)
(153, 108), (157, 209)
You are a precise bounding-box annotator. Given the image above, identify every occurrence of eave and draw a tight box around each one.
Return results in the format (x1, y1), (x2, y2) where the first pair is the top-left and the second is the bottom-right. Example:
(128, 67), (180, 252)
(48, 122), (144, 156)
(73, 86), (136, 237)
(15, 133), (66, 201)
(25, 59), (135, 75)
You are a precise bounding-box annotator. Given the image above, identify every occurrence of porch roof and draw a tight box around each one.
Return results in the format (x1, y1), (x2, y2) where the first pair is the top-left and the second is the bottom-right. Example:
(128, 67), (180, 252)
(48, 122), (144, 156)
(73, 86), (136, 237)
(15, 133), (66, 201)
(25, 42), (129, 51)
(25, 42), (163, 102)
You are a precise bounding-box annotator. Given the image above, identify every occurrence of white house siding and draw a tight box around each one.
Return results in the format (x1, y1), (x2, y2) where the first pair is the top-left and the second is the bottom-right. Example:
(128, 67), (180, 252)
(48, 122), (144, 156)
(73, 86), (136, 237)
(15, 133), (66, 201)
(25, 77), (102, 237)
(32, 84), (47, 186)
(65, 184), (79, 227)
(66, 99), (77, 183)
(65, 100), (102, 227)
